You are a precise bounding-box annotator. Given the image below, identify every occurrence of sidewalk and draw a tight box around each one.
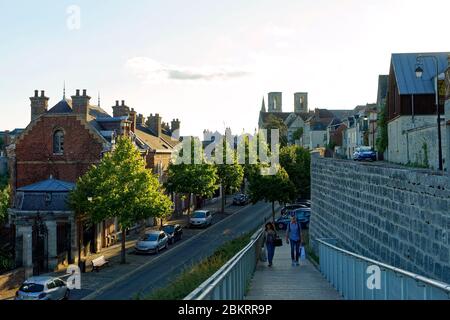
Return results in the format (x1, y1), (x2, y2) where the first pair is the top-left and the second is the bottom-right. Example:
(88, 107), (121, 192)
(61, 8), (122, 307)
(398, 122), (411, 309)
(245, 240), (342, 300)
(0, 196), (235, 300)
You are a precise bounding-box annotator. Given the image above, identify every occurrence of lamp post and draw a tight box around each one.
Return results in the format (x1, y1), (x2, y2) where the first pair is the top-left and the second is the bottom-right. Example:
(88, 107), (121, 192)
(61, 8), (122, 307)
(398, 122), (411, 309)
(415, 55), (443, 172)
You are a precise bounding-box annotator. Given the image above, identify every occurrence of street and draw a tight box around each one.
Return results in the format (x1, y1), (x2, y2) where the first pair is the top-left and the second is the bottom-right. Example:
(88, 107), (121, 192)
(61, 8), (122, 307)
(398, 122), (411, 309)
(70, 201), (276, 300)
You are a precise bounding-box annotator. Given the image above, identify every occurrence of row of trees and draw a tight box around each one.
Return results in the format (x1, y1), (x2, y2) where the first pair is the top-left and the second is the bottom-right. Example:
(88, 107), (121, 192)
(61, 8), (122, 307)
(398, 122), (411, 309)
(0, 174), (9, 223)
(69, 133), (310, 264)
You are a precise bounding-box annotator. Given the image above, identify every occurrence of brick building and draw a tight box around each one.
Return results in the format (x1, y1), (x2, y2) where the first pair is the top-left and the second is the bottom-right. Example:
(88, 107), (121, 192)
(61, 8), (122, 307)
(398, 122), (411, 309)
(7, 89), (181, 277)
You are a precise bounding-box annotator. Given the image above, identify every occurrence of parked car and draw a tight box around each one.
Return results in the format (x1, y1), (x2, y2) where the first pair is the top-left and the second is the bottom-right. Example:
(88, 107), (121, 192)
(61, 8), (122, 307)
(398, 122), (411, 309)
(275, 208), (311, 231)
(135, 230), (169, 254)
(233, 193), (249, 206)
(15, 276), (70, 300)
(281, 203), (309, 216)
(161, 224), (183, 244)
(295, 199), (311, 207)
(353, 146), (377, 161)
(189, 210), (213, 228)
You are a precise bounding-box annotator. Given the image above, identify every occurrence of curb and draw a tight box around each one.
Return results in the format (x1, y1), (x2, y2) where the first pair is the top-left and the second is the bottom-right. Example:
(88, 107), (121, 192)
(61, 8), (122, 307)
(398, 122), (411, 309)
(81, 203), (257, 300)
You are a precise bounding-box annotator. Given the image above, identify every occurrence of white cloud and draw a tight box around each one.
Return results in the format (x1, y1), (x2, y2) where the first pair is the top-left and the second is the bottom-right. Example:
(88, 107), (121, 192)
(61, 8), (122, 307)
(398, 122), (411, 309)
(125, 57), (251, 84)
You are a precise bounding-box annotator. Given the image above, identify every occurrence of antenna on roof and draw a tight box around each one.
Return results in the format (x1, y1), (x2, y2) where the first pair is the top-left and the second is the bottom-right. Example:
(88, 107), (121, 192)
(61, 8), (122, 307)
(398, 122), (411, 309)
(63, 81), (66, 100)
(98, 92), (101, 107)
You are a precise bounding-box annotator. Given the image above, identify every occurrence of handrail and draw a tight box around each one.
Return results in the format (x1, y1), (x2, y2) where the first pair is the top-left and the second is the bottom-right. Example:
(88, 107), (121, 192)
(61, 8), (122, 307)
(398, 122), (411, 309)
(184, 228), (264, 300)
(317, 238), (450, 294)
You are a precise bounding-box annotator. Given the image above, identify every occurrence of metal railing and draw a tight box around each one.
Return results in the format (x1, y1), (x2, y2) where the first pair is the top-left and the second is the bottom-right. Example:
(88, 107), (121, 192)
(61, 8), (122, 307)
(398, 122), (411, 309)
(317, 238), (450, 300)
(184, 228), (264, 300)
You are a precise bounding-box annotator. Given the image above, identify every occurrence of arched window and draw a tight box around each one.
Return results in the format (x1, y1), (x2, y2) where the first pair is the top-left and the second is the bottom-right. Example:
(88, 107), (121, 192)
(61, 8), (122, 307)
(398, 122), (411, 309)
(53, 130), (64, 154)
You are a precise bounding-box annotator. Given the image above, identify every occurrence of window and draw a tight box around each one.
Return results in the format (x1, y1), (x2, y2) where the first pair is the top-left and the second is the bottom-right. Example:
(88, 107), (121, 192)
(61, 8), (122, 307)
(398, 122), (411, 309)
(53, 130), (64, 154)
(47, 281), (56, 289)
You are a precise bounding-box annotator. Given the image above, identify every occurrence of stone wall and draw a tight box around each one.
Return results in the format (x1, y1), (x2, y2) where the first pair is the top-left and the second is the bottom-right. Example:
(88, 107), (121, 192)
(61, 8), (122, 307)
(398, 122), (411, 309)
(310, 156), (450, 283)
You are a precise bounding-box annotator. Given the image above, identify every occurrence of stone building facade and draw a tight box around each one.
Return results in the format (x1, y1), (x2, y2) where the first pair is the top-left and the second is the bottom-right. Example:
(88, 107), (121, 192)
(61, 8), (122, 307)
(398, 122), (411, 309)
(310, 156), (450, 284)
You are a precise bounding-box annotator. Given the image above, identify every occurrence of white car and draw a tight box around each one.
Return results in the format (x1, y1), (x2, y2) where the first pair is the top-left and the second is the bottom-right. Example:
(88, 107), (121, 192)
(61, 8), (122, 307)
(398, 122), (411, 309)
(135, 230), (169, 254)
(15, 276), (70, 300)
(189, 210), (213, 228)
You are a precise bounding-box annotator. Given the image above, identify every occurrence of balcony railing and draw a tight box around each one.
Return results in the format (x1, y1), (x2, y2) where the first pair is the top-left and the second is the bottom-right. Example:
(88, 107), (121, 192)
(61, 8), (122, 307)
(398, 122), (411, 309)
(317, 238), (450, 300)
(184, 228), (264, 300)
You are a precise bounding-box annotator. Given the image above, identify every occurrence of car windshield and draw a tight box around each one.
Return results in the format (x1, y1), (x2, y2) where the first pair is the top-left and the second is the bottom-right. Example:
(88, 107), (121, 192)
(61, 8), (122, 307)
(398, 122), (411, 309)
(360, 147), (372, 152)
(142, 234), (158, 241)
(163, 226), (174, 233)
(192, 212), (206, 218)
(19, 283), (44, 293)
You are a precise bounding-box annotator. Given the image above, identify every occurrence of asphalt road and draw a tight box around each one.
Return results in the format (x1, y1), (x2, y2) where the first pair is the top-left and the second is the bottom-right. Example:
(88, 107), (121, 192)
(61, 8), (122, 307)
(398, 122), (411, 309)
(89, 201), (275, 300)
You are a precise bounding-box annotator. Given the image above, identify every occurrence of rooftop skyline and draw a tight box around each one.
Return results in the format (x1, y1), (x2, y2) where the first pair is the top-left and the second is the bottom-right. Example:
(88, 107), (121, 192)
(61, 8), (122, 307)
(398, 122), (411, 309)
(1, 0), (449, 137)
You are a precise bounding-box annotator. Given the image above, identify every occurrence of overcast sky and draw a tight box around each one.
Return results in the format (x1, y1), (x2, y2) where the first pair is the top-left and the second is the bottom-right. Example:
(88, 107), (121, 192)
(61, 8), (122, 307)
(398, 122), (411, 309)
(1, 0), (449, 138)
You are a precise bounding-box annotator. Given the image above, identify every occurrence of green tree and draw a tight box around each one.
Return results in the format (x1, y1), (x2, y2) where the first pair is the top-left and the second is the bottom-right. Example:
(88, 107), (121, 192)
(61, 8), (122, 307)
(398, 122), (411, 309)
(69, 136), (173, 264)
(248, 165), (296, 222)
(292, 127), (304, 143)
(0, 174), (9, 223)
(214, 138), (244, 213)
(279, 145), (311, 199)
(165, 137), (218, 216)
(263, 114), (288, 148)
(376, 103), (388, 154)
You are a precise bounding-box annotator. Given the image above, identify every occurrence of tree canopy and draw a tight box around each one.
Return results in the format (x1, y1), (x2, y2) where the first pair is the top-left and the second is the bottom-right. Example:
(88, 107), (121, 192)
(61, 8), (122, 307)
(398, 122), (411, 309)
(263, 114), (288, 148)
(69, 136), (172, 263)
(279, 145), (311, 199)
(165, 137), (218, 214)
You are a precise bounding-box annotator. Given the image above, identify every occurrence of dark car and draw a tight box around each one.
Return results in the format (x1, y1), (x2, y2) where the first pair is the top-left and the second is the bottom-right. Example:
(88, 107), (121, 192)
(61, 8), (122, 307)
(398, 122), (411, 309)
(295, 199), (311, 207)
(281, 203), (309, 215)
(233, 193), (249, 206)
(161, 224), (183, 244)
(276, 208), (311, 230)
(353, 146), (377, 161)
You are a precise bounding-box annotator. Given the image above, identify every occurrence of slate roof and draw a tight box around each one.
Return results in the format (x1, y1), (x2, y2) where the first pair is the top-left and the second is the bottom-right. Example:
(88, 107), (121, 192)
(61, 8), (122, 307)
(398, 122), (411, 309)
(391, 52), (449, 95)
(47, 99), (73, 114)
(17, 178), (75, 192)
(15, 192), (72, 211)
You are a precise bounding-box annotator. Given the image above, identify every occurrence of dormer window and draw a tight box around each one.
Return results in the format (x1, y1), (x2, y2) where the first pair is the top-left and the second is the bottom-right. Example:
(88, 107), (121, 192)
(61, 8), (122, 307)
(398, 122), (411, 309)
(53, 130), (64, 154)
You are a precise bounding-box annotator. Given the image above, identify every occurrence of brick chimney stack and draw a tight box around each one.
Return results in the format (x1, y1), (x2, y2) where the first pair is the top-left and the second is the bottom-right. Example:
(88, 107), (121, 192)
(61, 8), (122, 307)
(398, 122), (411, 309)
(129, 108), (137, 133)
(30, 90), (49, 121)
(112, 100), (130, 117)
(71, 89), (91, 120)
(147, 113), (162, 137)
(171, 118), (180, 139)
(136, 113), (145, 126)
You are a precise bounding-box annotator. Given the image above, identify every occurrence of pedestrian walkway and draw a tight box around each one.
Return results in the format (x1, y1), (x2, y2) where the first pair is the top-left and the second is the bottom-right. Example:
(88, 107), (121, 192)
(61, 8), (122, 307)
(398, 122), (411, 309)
(245, 241), (342, 300)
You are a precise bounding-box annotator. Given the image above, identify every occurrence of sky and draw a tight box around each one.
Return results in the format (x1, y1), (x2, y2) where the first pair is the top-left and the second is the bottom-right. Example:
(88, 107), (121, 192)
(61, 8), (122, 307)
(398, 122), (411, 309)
(0, 0), (449, 138)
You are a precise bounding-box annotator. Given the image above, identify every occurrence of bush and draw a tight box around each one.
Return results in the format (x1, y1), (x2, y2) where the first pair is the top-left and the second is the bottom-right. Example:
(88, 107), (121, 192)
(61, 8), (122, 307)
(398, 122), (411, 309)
(145, 232), (252, 300)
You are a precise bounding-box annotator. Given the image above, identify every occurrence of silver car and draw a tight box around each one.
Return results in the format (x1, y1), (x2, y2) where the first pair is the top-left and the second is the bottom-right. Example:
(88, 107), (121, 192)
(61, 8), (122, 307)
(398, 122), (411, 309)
(15, 276), (70, 300)
(135, 230), (169, 254)
(189, 210), (213, 228)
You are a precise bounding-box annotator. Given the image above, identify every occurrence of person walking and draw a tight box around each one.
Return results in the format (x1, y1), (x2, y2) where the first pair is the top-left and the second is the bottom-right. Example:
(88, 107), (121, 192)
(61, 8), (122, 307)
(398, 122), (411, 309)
(285, 213), (303, 266)
(264, 222), (277, 267)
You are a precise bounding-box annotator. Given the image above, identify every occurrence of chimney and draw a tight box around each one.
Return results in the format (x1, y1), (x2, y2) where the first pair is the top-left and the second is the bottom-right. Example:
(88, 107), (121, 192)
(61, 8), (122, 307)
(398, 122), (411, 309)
(112, 99), (130, 117)
(71, 89), (91, 120)
(129, 108), (137, 133)
(136, 113), (145, 126)
(171, 118), (180, 139)
(147, 113), (162, 137)
(30, 90), (49, 121)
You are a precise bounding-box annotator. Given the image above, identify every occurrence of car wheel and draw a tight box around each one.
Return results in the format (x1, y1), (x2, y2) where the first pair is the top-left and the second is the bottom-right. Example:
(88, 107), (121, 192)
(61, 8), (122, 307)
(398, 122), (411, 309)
(155, 246), (159, 254)
(165, 242), (169, 249)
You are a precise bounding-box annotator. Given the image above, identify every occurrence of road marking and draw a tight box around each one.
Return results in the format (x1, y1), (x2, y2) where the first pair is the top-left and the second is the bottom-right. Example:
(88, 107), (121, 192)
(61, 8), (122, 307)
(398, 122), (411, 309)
(81, 202), (265, 300)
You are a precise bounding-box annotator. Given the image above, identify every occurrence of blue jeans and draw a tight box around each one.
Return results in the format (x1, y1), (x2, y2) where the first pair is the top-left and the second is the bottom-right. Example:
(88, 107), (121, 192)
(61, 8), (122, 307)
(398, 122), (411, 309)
(266, 243), (275, 264)
(290, 240), (301, 262)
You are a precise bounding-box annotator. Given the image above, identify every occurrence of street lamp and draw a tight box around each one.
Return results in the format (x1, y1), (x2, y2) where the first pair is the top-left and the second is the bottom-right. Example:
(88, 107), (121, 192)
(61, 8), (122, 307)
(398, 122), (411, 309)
(415, 55), (443, 172)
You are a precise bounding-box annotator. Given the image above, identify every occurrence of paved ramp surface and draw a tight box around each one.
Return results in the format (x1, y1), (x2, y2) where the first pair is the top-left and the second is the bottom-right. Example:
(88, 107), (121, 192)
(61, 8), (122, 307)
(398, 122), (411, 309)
(245, 242), (342, 300)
